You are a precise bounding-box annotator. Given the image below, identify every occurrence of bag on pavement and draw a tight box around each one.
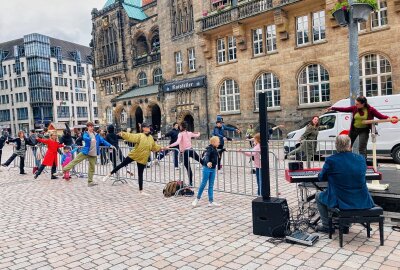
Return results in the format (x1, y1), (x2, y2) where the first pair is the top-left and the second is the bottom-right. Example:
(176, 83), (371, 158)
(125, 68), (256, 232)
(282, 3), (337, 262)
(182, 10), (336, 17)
(163, 181), (183, 197)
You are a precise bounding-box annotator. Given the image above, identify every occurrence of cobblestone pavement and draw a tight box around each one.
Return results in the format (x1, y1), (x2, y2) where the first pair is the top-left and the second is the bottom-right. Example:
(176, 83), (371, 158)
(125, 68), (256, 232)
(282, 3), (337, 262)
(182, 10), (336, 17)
(0, 146), (399, 270)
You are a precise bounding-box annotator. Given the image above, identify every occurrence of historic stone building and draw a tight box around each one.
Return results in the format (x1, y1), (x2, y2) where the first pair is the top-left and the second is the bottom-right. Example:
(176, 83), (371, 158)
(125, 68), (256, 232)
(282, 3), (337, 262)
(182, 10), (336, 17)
(198, 0), (400, 132)
(92, 0), (209, 134)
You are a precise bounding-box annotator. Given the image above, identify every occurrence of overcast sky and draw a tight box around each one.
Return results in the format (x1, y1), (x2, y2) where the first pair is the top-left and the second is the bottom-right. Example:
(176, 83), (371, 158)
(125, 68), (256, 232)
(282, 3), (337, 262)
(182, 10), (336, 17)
(0, 0), (105, 46)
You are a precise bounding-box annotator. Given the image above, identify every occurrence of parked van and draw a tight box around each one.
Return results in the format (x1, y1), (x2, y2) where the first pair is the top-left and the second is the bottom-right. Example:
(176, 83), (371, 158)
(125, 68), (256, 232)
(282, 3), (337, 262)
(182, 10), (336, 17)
(284, 94), (400, 163)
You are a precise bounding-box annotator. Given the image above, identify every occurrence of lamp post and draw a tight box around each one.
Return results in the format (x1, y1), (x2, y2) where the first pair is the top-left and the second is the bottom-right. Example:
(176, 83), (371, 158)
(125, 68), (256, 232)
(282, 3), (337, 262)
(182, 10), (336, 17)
(348, 0), (360, 106)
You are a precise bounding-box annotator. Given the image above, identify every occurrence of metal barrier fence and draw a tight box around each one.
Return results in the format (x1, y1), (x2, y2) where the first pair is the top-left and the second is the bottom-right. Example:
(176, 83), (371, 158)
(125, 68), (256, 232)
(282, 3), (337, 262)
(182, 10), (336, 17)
(5, 139), (338, 196)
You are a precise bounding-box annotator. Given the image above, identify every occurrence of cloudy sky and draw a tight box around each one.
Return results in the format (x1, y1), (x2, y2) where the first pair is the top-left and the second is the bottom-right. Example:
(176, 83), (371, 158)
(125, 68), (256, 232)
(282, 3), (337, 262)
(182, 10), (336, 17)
(0, 0), (106, 46)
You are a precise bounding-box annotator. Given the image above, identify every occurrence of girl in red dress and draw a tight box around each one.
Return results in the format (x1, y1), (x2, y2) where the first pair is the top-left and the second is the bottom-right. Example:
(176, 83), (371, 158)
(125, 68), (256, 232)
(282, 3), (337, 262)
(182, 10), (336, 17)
(34, 132), (64, 180)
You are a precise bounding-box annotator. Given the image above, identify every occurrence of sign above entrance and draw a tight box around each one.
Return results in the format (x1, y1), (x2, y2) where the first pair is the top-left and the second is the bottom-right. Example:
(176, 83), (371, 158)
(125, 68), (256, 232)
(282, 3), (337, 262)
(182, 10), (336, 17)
(163, 76), (206, 92)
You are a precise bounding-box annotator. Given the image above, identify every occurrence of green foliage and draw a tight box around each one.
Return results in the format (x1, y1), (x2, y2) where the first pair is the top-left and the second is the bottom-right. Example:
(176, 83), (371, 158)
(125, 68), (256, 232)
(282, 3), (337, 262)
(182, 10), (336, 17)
(331, 0), (378, 13)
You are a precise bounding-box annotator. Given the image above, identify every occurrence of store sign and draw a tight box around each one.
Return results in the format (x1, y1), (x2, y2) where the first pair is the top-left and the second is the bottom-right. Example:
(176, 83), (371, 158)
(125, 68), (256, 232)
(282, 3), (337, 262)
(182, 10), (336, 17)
(163, 76), (206, 92)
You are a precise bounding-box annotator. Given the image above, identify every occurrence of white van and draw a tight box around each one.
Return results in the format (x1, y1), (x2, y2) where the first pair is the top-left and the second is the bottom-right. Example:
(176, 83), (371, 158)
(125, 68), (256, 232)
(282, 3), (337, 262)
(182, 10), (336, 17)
(284, 94), (400, 163)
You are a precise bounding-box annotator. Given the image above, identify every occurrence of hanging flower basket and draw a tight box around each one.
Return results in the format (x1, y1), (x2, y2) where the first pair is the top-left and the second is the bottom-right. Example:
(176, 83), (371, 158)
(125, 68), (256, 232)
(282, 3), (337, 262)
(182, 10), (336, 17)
(332, 8), (349, 27)
(352, 3), (373, 22)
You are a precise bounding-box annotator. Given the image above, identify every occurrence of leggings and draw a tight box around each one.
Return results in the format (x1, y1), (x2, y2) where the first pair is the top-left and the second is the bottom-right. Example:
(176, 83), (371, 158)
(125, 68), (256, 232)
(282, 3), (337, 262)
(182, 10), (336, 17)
(111, 157), (146, 190)
(36, 162), (57, 178)
(183, 149), (202, 186)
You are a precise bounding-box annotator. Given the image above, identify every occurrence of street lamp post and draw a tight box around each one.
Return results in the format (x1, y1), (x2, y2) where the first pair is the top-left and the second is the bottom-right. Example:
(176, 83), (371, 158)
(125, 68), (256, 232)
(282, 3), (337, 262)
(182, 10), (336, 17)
(348, 0), (360, 106)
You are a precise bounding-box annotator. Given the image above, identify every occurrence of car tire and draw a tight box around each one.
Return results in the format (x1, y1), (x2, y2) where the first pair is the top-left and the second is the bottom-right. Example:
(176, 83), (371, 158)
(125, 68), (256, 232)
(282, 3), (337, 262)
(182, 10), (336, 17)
(392, 146), (400, 164)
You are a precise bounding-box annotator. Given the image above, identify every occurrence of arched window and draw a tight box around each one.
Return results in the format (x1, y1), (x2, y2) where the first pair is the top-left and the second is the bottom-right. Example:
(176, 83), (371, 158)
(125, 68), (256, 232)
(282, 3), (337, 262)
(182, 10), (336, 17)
(220, 79), (240, 112)
(360, 54), (392, 97)
(153, 68), (163, 84)
(136, 36), (148, 57)
(177, 9), (182, 35)
(120, 109), (127, 124)
(298, 64), (330, 104)
(151, 34), (160, 53)
(101, 28), (119, 67)
(188, 2), (194, 31)
(255, 72), (280, 110)
(172, 11), (177, 36)
(106, 107), (113, 124)
(184, 7), (189, 33)
(138, 72), (148, 87)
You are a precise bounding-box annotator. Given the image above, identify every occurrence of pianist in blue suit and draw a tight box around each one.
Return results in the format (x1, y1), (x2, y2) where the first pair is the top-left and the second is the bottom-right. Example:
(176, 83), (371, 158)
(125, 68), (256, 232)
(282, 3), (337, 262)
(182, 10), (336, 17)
(315, 135), (375, 233)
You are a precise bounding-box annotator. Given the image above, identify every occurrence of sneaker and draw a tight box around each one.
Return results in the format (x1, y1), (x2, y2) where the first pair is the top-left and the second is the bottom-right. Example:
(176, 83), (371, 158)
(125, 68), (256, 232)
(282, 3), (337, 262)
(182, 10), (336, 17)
(315, 225), (335, 234)
(53, 171), (63, 177)
(102, 174), (111, 182)
(139, 190), (150, 196)
(20, 172), (27, 175)
(34, 174), (38, 180)
(192, 198), (199, 207)
(1, 164), (7, 167)
(51, 176), (58, 180)
(88, 182), (98, 187)
(208, 202), (220, 207)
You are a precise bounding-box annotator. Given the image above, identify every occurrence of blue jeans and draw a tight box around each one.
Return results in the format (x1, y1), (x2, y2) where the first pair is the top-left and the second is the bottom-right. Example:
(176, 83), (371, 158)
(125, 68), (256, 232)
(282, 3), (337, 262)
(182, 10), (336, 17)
(197, 167), (216, 202)
(32, 147), (41, 167)
(255, 168), (262, 196)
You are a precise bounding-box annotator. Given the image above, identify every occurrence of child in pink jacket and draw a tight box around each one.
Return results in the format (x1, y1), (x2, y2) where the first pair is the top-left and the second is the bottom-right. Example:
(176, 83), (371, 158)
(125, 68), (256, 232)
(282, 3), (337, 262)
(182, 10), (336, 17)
(240, 133), (261, 195)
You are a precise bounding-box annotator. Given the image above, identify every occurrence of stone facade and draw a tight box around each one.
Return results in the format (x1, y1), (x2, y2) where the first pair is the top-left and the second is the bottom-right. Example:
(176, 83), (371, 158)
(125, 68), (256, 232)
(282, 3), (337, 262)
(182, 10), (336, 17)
(199, 0), (400, 133)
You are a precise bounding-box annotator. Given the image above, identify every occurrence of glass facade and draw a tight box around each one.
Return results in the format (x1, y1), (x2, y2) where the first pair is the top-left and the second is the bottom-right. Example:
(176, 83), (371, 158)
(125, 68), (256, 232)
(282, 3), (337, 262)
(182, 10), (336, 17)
(24, 33), (53, 123)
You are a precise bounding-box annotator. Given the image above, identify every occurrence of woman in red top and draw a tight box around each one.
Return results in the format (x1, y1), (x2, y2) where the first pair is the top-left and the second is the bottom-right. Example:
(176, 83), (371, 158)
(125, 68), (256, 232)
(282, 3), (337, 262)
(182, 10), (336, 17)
(327, 96), (392, 159)
(34, 132), (64, 180)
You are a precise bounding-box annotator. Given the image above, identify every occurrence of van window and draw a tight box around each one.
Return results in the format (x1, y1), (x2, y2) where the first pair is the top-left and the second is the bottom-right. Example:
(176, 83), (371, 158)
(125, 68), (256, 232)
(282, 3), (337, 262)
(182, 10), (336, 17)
(319, 115), (336, 130)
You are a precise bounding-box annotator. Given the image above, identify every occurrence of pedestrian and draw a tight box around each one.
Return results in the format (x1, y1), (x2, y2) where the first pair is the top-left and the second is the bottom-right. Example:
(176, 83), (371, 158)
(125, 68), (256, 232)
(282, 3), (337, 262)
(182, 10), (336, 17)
(2, 130), (35, 174)
(0, 131), (9, 171)
(59, 124), (74, 146)
(327, 96), (393, 159)
(192, 136), (221, 207)
(34, 132), (64, 180)
(212, 120), (240, 170)
(102, 123), (164, 194)
(53, 122), (115, 187)
(28, 129), (41, 174)
(246, 124), (255, 147)
(154, 122), (179, 169)
(286, 116), (324, 161)
(167, 121), (202, 186)
(98, 129), (108, 165)
(106, 124), (124, 169)
(240, 133), (262, 196)
(60, 146), (78, 180)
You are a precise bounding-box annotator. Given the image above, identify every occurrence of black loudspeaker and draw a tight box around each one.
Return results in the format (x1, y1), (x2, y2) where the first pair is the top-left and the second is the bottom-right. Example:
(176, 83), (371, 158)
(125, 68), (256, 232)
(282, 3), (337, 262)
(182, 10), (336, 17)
(252, 197), (290, 237)
(288, 162), (303, 171)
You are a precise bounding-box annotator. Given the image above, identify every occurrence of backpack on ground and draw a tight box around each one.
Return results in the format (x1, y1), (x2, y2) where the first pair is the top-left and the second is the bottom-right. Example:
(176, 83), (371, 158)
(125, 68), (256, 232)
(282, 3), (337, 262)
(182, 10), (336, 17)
(163, 181), (183, 197)
(176, 186), (194, 197)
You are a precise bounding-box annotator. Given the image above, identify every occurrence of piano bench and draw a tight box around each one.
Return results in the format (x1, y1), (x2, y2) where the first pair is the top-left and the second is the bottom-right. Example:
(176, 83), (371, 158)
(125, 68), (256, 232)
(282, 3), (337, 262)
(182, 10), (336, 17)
(328, 206), (384, 247)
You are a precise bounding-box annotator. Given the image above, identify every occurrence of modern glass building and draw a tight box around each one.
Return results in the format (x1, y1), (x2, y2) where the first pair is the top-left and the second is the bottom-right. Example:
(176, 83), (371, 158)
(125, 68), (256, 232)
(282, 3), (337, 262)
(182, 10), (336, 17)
(0, 33), (98, 135)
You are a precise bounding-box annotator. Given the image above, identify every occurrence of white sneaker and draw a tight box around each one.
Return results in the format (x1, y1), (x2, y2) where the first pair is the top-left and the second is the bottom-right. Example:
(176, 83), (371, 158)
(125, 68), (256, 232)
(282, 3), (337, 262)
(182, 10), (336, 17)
(102, 174), (111, 182)
(208, 202), (220, 207)
(140, 190), (150, 196)
(53, 171), (63, 177)
(192, 198), (199, 207)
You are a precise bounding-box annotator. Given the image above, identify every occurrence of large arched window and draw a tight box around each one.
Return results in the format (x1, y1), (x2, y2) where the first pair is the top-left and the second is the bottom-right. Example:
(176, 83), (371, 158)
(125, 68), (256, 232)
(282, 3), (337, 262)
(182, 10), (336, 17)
(120, 109), (127, 124)
(106, 107), (113, 124)
(101, 28), (119, 67)
(138, 72), (148, 87)
(255, 73), (280, 110)
(136, 36), (148, 57)
(298, 64), (330, 104)
(153, 68), (163, 84)
(360, 54), (392, 97)
(220, 79), (240, 112)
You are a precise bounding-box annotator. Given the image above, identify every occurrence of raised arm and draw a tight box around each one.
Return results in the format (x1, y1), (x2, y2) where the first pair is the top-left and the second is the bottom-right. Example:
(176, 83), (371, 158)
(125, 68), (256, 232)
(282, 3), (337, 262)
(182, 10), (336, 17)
(329, 106), (355, 113)
(120, 132), (141, 144)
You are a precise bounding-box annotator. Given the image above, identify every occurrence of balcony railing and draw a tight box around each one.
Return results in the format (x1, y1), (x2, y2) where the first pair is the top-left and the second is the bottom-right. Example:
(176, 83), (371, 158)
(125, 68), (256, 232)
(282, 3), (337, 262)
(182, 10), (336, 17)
(200, 0), (302, 32)
(133, 53), (161, 67)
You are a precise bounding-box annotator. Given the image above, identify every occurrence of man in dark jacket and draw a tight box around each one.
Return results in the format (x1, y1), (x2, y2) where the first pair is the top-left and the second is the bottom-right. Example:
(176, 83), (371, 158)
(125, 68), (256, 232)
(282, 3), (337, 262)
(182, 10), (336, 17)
(106, 124), (124, 169)
(155, 122), (179, 169)
(315, 135), (375, 233)
(212, 120), (240, 170)
(59, 124), (74, 146)
(29, 129), (41, 173)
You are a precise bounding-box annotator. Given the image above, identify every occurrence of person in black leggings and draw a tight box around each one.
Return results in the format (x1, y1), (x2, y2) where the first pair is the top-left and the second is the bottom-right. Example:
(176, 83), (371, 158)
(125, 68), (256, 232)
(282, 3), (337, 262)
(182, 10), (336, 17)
(103, 123), (164, 194)
(167, 121), (202, 186)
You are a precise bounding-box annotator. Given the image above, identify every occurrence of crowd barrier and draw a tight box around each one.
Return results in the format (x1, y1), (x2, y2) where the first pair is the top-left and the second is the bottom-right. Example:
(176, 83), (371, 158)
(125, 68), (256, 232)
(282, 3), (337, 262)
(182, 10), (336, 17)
(6, 139), (338, 196)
